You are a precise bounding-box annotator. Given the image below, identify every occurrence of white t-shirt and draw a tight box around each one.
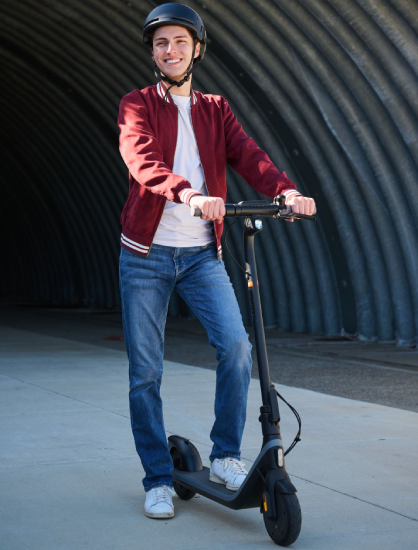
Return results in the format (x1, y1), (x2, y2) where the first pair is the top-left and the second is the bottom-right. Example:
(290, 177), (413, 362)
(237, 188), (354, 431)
(153, 93), (213, 247)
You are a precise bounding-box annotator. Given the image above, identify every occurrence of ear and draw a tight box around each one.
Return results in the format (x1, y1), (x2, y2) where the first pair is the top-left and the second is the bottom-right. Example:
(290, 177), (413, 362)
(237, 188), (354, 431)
(194, 42), (201, 58)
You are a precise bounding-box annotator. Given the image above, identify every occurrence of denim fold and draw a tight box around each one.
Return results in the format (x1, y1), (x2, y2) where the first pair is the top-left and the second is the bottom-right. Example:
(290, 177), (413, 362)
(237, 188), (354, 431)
(119, 243), (252, 491)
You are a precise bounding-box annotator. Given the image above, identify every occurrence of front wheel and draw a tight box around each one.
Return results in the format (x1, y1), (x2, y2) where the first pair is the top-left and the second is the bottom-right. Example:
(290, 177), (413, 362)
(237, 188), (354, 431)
(263, 492), (302, 546)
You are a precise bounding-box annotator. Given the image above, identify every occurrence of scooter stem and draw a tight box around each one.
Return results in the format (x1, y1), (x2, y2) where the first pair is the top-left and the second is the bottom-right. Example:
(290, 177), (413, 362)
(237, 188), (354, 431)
(244, 218), (282, 445)
(243, 220), (271, 407)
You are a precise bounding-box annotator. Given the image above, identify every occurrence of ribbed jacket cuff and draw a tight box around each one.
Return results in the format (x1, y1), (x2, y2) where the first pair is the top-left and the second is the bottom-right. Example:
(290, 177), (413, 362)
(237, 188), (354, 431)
(179, 188), (203, 205)
(281, 188), (302, 201)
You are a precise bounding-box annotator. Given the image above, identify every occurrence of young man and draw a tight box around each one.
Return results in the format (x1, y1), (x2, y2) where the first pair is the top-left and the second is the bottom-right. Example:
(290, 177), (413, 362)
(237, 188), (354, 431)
(118, 3), (315, 520)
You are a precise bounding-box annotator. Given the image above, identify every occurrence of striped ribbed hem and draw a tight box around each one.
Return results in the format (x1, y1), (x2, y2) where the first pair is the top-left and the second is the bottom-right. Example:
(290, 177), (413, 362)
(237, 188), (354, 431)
(121, 233), (150, 255)
(281, 189), (302, 201)
(157, 81), (197, 105)
(179, 188), (203, 205)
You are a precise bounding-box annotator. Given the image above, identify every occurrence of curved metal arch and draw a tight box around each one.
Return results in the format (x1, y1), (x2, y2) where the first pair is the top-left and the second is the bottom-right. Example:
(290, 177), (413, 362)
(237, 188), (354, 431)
(1, 0), (417, 344)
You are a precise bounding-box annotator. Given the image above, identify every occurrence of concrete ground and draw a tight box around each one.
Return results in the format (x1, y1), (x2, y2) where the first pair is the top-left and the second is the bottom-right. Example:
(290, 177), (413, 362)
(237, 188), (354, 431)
(1, 305), (418, 549)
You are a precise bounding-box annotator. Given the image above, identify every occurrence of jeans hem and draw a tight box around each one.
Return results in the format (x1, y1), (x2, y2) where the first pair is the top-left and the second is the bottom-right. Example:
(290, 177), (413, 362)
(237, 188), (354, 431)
(144, 479), (174, 492)
(209, 452), (241, 462)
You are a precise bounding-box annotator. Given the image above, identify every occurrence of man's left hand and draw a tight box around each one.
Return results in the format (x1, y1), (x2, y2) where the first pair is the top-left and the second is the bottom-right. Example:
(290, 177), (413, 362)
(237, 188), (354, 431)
(286, 195), (316, 217)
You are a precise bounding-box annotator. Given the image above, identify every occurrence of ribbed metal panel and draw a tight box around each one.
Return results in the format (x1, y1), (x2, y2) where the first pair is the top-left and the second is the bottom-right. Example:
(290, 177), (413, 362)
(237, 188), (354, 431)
(1, 0), (417, 344)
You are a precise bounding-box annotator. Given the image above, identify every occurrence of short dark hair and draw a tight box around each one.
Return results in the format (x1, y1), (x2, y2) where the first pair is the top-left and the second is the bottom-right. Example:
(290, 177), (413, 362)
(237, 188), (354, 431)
(151, 26), (194, 47)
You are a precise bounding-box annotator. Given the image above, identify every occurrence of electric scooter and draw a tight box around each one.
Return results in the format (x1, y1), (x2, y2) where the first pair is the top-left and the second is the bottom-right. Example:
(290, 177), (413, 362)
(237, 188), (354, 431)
(168, 195), (316, 547)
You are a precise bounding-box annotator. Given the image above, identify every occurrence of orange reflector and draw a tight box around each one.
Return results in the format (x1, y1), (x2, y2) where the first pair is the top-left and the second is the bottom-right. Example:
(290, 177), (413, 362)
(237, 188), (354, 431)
(263, 493), (267, 512)
(248, 281), (253, 288)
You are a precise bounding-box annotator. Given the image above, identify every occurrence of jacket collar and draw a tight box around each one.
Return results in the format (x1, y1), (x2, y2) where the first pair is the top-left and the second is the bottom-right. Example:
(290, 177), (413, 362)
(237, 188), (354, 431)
(157, 81), (197, 106)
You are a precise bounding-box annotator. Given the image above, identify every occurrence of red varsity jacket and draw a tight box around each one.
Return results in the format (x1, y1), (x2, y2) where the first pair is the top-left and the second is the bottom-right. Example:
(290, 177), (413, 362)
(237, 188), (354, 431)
(118, 82), (299, 258)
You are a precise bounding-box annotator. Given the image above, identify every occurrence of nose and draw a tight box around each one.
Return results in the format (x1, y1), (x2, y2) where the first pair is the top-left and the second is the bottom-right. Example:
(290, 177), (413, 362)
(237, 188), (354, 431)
(165, 41), (177, 54)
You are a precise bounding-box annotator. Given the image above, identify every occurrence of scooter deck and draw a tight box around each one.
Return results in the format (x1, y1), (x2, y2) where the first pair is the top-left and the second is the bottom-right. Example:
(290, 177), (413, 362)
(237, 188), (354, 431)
(173, 440), (283, 510)
(174, 466), (264, 509)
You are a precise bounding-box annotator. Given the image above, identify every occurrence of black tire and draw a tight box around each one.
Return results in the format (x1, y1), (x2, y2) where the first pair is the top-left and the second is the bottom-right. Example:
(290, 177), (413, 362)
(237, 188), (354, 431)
(263, 492), (302, 546)
(170, 447), (196, 500)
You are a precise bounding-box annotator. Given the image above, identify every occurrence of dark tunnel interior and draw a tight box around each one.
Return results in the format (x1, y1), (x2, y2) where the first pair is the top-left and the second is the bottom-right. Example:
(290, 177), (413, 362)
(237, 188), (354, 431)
(1, 0), (418, 345)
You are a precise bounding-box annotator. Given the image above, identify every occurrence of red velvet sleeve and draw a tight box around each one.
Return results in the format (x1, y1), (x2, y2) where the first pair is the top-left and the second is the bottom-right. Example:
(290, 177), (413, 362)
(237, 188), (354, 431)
(118, 90), (194, 204)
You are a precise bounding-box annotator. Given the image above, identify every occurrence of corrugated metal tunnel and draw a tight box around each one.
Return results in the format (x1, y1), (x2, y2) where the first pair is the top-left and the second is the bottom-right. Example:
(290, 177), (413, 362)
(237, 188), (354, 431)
(1, 0), (418, 344)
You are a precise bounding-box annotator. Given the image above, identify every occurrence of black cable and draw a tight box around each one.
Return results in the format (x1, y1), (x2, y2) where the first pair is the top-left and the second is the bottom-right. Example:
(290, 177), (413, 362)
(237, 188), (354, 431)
(224, 219), (250, 277)
(276, 390), (302, 456)
(224, 217), (301, 455)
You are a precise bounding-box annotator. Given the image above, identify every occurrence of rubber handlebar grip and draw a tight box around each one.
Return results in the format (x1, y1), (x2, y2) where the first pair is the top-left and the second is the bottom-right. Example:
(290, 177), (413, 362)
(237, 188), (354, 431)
(190, 206), (202, 217)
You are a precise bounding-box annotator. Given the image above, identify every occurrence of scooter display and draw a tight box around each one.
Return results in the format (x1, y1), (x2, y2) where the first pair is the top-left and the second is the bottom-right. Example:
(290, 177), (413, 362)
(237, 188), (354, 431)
(168, 195), (316, 546)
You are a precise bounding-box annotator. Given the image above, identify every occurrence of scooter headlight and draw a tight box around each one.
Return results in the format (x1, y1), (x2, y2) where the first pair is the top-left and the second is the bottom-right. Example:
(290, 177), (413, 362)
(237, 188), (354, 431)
(278, 447), (284, 467)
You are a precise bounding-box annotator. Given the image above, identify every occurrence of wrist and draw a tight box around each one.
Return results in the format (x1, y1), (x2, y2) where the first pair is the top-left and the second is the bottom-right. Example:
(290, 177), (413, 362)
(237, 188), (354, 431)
(281, 189), (302, 202)
(179, 189), (203, 205)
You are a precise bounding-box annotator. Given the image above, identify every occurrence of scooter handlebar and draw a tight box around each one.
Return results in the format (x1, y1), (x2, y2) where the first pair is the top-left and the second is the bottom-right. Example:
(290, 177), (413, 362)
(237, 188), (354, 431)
(190, 203), (316, 220)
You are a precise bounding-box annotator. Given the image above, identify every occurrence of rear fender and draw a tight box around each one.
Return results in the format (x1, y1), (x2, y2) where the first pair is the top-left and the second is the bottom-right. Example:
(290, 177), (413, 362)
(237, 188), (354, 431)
(168, 435), (203, 472)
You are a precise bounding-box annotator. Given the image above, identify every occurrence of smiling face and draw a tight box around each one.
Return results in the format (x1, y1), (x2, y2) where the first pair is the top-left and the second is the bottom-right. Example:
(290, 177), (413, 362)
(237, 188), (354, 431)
(152, 25), (200, 82)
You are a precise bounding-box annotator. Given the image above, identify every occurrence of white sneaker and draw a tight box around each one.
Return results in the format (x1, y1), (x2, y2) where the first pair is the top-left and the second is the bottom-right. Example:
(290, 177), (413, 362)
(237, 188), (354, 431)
(209, 457), (248, 491)
(144, 485), (176, 519)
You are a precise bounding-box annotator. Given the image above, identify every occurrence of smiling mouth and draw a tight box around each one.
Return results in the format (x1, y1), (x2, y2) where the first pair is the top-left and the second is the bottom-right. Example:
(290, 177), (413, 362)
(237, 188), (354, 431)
(164, 59), (182, 65)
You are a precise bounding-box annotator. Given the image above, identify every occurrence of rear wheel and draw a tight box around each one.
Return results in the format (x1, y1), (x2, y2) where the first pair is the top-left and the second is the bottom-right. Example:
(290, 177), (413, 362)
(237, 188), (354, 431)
(263, 492), (302, 546)
(170, 447), (196, 500)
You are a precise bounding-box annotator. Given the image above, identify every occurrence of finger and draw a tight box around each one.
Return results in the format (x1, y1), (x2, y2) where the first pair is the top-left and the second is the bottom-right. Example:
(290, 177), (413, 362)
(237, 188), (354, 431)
(292, 196), (302, 214)
(298, 197), (309, 215)
(201, 202), (209, 220)
(211, 202), (219, 221)
(215, 200), (224, 220)
(210, 200), (217, 220)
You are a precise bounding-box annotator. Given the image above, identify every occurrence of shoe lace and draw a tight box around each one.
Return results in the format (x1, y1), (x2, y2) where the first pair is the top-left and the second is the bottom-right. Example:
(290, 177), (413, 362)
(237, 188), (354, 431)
(222, 457), (246, 474)
(151, 485), (171, 505)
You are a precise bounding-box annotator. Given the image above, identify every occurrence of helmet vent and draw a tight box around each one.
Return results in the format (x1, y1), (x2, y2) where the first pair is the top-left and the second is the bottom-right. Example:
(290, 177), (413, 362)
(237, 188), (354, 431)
(171, 16), (194, 24)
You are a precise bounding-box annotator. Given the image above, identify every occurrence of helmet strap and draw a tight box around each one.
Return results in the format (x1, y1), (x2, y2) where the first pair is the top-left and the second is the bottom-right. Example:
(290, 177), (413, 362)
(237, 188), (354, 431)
(153, 40), (200, 106)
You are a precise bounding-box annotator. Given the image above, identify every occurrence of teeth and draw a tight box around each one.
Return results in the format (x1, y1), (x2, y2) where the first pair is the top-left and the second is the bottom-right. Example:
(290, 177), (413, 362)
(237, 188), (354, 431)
(166, 59), (181, 64)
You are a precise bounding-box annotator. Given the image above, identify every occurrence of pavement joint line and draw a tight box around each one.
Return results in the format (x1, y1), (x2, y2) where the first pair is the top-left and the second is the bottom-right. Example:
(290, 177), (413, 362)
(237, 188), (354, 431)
(0, 371), (130, 420)
(0, 455), (138, 468)
(268, 346), (418, 374)
(289, 473), (418, 523)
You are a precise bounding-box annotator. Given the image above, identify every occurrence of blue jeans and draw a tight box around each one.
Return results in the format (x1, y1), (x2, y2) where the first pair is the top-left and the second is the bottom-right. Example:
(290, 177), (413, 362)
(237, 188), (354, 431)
(119, 243), (252, 492)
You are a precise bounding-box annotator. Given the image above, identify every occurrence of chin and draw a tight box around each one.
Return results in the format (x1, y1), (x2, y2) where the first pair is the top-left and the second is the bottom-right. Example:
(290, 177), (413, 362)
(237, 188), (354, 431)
(158, 65), (187, 80)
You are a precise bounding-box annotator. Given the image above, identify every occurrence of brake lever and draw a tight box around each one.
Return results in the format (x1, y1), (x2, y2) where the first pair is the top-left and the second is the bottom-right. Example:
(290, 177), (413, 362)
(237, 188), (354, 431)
(276, 206), (316, 221)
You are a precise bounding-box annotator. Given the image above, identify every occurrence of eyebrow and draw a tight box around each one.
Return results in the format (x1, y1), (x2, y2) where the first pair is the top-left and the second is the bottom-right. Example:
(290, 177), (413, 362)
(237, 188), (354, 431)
(154, 35), (189, 41)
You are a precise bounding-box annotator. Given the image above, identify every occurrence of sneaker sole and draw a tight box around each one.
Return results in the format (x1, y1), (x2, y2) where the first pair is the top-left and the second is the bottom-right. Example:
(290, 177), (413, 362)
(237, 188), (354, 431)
(144, 509), (175, 519)
(209, 473), (239, 492)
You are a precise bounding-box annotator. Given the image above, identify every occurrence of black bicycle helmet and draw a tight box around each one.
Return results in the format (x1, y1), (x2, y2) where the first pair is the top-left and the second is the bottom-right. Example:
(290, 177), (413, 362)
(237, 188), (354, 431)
(143, 3), (207, 97)
(143, 3), (207, 62)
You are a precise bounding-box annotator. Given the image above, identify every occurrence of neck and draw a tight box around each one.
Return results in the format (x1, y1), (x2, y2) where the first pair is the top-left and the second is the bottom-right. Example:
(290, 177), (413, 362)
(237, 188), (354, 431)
(161, 77), (192, 96)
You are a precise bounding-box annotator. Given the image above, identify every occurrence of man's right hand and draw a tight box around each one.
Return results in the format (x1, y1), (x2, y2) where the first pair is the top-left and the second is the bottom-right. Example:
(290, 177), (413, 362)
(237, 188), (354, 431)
(189, 195), (225, 224)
